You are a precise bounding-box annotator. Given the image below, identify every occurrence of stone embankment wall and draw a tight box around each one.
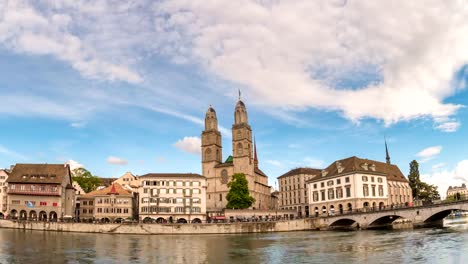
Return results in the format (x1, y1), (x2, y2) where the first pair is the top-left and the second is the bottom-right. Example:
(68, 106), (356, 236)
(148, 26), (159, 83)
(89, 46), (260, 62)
(0, 219), (318, 235)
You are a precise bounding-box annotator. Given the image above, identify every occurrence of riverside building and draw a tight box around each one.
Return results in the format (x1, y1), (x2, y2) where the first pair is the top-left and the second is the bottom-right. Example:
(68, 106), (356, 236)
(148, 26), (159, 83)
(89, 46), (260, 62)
(78, 183), (134, 222)
(277, 168), (322, 217)
(447, 184), (468, 199)
(6, 163), (75, 221)
(138, 173), (207, 223)
(202, 96), (271, 212)
(307, 155), (412, 216)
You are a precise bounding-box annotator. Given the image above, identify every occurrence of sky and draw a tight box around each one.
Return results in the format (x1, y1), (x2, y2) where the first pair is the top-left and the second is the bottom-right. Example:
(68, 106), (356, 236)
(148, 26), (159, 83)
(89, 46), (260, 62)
(1, 0), (468, 198)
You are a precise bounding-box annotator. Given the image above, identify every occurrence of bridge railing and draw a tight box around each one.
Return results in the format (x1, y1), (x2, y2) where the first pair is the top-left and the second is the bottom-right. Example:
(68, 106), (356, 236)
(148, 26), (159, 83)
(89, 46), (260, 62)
(310, 197), (468, 218)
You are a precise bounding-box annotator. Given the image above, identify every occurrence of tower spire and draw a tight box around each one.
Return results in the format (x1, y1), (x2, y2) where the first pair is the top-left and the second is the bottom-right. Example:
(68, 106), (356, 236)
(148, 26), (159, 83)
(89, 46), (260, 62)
(385, 136), (391, 164)
(254, 136), (258, 168)
(238, 89), (241, 101)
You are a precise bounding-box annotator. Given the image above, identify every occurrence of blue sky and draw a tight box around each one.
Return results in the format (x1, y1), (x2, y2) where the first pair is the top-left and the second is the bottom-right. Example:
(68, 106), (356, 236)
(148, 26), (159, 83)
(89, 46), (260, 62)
(1, 1), (468, 197)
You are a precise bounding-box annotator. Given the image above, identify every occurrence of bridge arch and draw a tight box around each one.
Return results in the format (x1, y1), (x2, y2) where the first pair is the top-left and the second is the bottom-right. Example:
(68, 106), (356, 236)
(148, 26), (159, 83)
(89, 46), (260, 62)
(368, 214), (403, 228)
(329, 218), (357, 229)
(423, 208), (457, 223)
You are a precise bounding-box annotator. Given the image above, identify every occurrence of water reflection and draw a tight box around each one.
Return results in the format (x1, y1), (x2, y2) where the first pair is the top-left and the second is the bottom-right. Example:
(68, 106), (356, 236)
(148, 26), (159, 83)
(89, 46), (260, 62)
(0, 228), (467, 263)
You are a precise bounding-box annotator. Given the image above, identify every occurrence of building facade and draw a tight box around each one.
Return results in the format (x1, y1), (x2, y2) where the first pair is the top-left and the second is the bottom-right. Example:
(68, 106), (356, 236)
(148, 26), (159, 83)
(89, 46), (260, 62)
(138, 173), (207, 223)
(447, 184), (468, 199)
(306, 156), (412, 216)
(277, 168), (322, 217)
(0, 169), (9, 218)
(6, 164), (75, 221)
(202, 98), (271, 212)
(78, 183), (133, 222)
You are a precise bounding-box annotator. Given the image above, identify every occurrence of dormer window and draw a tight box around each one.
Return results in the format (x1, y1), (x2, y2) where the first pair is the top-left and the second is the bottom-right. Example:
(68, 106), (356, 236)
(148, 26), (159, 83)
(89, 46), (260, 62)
(22, 175), (27, 179)
(361, 163), (369, 170)
(369, 164), (376, 171)
(321, 170), (328, 177)
(336, 161), (344, 173)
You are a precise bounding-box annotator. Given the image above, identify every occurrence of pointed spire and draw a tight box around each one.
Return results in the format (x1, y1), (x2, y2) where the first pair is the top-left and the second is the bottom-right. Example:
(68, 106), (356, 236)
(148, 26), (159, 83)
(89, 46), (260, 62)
(238, 89), (241, 101)
(385, 136), (391, 164)
(254, 136), (258, 168)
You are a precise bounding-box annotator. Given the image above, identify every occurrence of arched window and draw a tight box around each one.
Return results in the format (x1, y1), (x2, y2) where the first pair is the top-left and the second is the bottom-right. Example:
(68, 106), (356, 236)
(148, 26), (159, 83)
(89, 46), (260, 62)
(237, 130), (242, 139)
(236, 143), (243, 155)
(205, 148), (212, 161)
(221, 170), (228, 184)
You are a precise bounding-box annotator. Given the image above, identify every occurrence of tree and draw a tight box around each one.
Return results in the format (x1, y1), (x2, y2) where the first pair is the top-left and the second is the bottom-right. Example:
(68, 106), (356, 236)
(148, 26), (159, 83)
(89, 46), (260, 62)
(408, 160), (440, 201)
(72, 168), (101, 193)
(226, 173), (255, 209)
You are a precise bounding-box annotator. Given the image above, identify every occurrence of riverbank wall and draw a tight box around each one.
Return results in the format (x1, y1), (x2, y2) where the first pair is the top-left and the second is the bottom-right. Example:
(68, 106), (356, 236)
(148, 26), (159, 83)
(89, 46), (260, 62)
(0, 219), (317, 235)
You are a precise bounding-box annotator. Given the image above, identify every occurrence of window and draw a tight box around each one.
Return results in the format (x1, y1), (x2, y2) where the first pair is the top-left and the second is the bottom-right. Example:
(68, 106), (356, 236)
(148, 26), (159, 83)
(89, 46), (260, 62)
(327, 180), (334, 186)
(336, 188), (343, 199)
(97, 208), (102, 213)
(10, 184), (15, 190)
(377, 177), (383, 183)
(321, 191), (325, 201)
(321, 182), (324, 188)
(345, 186), (351, 197)
(20, 185), (25, 190)
(12, 200), (20, 205)
(362, 176), (368, 182)
(313, 191), (319, 202)
(144, 188), (148, 194)
(328, 189), (334, 200)
(82, 201), (88, 206)
(371, 185), (376, 196)
(313, 184), (317, 189)
(345, 177), (350, 183)
(378, 185), (384, 196)
(193, 189), (200, 194)
(219, 194), (222, 201)
(363, 184), (369, 196)
(337, 179), (341, 185)
(82, 209), (87, 214)
(371, 177), (375, 182)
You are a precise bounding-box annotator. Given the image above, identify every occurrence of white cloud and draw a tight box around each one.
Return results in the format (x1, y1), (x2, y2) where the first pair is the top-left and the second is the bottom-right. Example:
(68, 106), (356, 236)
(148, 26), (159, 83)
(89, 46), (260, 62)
(70, 121), (86, 128)
(416, 146), (442, 163)
(1, 0), (467, 131)
(434, 121), (460, 132)
(303, 157), (325, 168)
(107, 156), (128, 165)
(422, 160), (468, 199)
(174, 136), (201, 155)
(431, 163), (446, 171)
(65, 159), (84, 170)
(153, 0), (468, 128)
(266, 160), (284, 168)
(0, 1), (142, 83)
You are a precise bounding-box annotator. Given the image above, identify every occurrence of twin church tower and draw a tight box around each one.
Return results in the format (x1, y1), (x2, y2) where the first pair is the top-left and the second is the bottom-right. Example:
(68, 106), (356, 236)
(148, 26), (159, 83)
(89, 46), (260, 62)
(201, 95), (272, 211)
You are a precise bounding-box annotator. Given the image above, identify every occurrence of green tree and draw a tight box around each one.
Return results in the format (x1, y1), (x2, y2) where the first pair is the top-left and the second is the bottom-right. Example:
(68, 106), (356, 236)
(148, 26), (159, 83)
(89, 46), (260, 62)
(226, 173), (255, 209)
(72, 168), (101, 193)
(408, 160), (440, 201)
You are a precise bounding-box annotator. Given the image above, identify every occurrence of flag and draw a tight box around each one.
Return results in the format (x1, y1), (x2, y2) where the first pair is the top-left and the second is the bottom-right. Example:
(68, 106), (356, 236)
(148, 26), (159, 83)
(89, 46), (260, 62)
(27, 201), (34, 208)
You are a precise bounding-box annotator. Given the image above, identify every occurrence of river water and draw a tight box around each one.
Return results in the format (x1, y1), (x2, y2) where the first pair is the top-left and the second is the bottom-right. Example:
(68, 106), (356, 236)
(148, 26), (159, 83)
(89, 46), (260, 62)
(0, 227), (467, 264)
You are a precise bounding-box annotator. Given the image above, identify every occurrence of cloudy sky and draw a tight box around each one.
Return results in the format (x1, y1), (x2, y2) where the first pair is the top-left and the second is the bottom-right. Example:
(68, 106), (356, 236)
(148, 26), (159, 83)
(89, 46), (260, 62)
(1, 0), (467, 197)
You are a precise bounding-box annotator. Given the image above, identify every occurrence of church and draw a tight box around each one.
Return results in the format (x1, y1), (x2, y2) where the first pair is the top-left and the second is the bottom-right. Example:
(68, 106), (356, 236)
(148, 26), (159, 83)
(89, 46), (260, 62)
(201, 96), (272, 212)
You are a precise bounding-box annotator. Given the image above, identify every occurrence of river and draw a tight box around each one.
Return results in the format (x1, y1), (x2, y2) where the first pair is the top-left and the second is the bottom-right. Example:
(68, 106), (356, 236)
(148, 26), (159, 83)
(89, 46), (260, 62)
(0, 227), (467, 264)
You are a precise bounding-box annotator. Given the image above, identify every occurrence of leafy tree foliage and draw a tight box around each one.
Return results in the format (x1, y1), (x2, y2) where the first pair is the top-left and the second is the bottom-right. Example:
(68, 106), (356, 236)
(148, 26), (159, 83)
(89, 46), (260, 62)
(408, 160), (440, 201)
(72, 168), (101, 193)
(226, 173), (255, 209)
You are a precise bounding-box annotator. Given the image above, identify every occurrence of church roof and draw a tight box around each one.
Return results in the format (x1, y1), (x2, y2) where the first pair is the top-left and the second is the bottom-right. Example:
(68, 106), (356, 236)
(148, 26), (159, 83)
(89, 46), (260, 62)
(225, 156), (233, 163)
(255, 167), (268, 177)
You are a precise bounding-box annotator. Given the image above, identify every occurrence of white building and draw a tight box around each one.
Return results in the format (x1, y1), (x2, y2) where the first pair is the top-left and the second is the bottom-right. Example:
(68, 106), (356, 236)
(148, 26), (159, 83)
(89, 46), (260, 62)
(447, 184), (468, 199)
(307, 156), (412, 216)
(138, 173), (207, 223)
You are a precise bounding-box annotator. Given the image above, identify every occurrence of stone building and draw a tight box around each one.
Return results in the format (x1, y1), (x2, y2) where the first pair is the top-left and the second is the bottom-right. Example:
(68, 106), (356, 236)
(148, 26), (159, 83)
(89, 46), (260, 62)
(138, 173), (207, 223)
(0, 169), (9, 218)
(6, 163), (75, 221)
(78, 183), (133, 222)
(447, 184), (468, 199)
(277, 168), (322, 217)
(113, 171), (140, 192)
(307, 155), (412, 216)
(202, 97), (271, 212)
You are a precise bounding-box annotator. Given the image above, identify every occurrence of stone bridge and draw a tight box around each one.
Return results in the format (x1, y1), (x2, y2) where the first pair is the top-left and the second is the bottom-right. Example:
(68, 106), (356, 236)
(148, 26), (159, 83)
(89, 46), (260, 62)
(314, 200), (468, 230)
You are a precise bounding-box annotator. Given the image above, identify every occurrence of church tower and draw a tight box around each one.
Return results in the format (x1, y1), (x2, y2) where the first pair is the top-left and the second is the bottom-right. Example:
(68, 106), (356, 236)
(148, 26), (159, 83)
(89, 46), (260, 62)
(201, 106), (222, 178)
(232, 94), (254, 177)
